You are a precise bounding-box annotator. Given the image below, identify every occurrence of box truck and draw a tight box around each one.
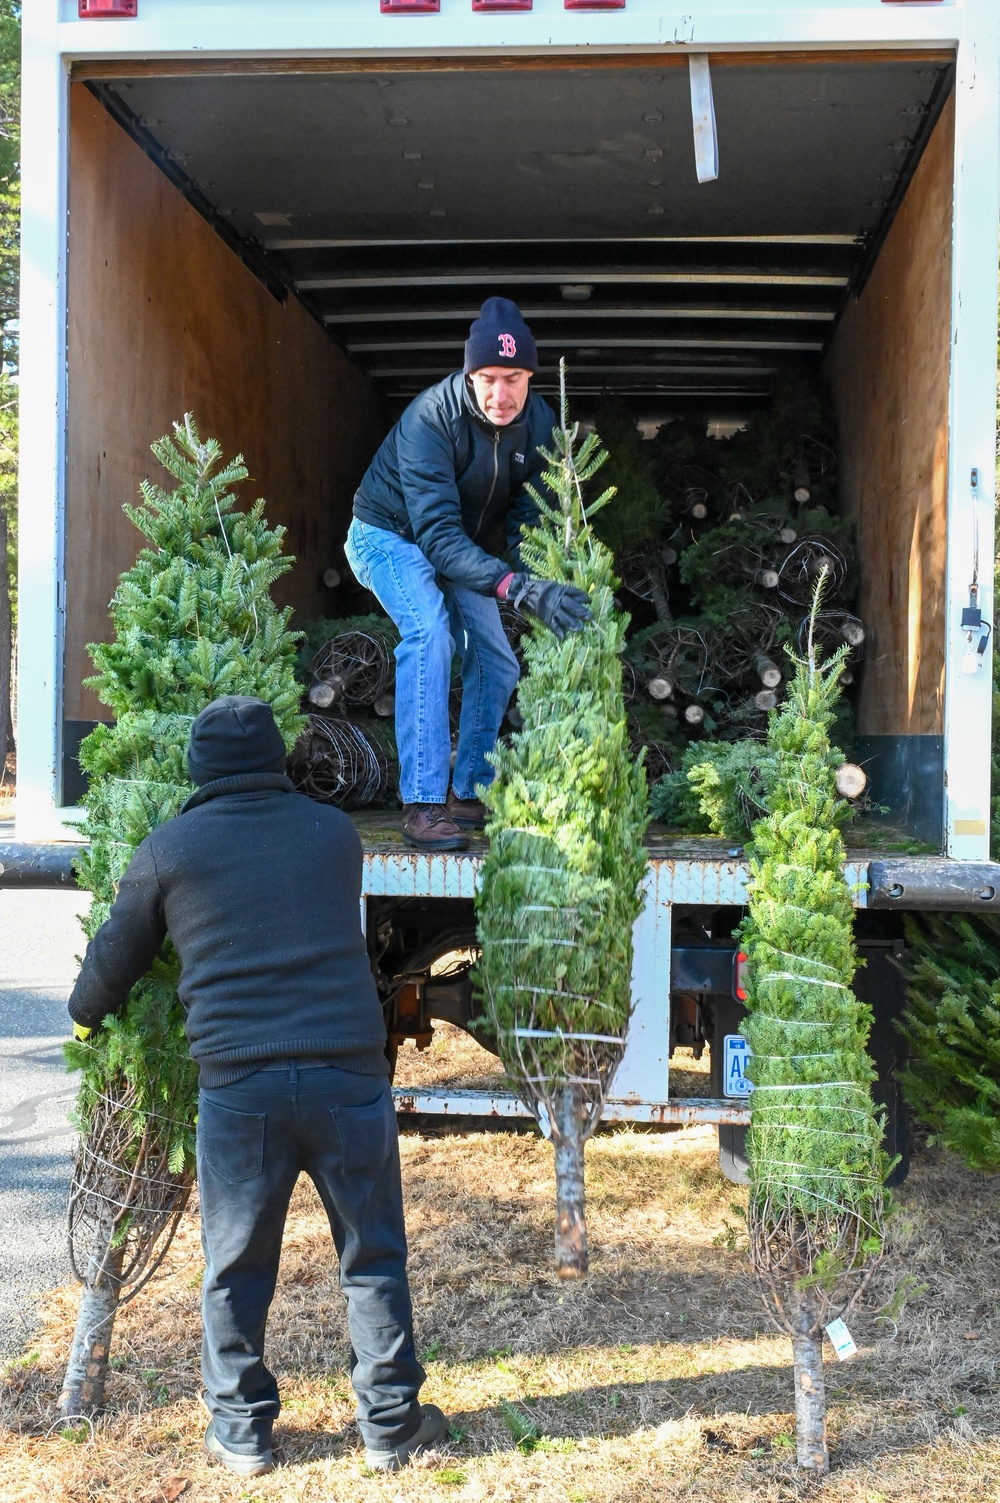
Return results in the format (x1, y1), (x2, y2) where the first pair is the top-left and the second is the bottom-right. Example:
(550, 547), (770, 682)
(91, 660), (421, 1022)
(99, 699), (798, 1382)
(9, 0), (1000, 1178)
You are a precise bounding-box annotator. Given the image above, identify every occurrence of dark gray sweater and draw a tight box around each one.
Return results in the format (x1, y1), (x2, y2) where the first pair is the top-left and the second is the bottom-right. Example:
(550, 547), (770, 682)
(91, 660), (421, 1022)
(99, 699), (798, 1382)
(68, 774), (388, 1087)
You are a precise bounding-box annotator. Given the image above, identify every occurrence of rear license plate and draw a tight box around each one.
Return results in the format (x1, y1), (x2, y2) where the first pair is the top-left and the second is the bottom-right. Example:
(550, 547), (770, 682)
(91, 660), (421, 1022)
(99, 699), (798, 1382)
(723, 1034), (753, 1098)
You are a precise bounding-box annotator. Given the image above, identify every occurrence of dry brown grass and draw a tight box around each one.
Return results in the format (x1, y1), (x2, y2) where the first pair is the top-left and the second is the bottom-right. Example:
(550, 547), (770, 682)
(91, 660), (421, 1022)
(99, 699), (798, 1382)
(392, 1030), (712, 1101)
(394, 1024), (508, 1094)
(2, 1121), (999, 1503)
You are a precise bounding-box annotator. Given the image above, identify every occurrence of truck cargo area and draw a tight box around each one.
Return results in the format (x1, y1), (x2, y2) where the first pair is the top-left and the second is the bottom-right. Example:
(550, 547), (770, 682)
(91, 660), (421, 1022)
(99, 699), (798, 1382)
(65, 51), (956, 849)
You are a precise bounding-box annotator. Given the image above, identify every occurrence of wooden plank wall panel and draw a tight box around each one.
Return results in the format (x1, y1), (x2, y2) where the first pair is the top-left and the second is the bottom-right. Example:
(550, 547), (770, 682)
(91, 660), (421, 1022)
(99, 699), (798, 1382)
(824, 93), (954, 738)
(65, 84), (383, 723)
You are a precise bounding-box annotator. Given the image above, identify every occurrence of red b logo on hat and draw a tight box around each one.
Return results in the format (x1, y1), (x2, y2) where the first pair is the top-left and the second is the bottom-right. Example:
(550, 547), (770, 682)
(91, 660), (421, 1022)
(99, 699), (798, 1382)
(498, 333), (517, 358)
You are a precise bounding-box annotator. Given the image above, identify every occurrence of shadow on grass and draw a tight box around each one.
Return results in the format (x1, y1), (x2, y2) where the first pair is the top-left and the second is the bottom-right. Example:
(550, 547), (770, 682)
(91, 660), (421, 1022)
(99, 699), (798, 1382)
(273, 1367), (798, 1466)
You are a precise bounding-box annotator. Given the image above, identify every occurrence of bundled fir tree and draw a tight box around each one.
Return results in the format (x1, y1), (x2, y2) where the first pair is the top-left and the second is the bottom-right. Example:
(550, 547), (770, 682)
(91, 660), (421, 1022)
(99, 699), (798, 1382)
(476, 362), (649, 1278)
(740, 576), (888, 1472)
(60, 416), (303, 1415)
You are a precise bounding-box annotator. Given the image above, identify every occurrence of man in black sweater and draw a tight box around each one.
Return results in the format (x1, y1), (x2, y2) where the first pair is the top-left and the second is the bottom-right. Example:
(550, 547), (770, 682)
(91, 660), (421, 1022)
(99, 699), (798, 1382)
(68, 696), (445, 1477)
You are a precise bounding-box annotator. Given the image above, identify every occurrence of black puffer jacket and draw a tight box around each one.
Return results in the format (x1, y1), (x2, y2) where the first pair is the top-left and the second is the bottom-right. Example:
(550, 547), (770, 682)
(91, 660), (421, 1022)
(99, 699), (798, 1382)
(67, 773), (388, 1088)
(353, 371), (556, 594)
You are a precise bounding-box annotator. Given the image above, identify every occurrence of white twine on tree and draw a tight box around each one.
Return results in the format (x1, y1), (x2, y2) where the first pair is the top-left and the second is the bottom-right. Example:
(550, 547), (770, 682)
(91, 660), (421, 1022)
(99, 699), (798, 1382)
(499, 859), (594, 879)
(753, 1163), (881, 1181)
(752, 1081), (871, 1094)
(759, 972), (851, 991)
(492, 983), (621, 1014)
(507, 1027), (628, 1044)
(750, 1181), (885, 1236)
(757, 1122), (883, 1140)
(754, 1014), (847, 1029)
(489, 936), (580, 948)
(761, 948), (843, 974)
(752, 1052), (845, 1062)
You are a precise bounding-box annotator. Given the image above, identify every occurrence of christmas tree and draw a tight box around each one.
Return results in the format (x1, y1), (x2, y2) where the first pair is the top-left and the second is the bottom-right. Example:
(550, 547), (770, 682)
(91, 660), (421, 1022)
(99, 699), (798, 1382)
(476, 362), (649, 1278)
(740, 576), (888, 1471)
(59, 416), (303, 1415)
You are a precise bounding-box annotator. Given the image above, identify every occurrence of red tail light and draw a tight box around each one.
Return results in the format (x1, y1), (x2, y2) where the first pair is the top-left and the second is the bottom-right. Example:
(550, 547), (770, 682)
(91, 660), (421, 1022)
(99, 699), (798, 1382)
(473, 0), (533, 8)
(565, 0), (626, 7)
(79, 0), (137, 14)
(380, 0), (440, 11)
(734, 951), (749, 1002)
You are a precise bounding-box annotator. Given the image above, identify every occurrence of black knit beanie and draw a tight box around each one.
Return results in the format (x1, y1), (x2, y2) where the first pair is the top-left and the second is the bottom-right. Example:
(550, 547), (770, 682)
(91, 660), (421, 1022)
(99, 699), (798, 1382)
(187, 696), (287, 785)
(463, 297), (538, 374)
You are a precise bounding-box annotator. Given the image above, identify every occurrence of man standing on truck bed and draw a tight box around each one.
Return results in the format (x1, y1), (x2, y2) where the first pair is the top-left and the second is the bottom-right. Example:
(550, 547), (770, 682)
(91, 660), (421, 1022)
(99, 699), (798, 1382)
(346, 297), (591, 852)
(67, 697), (445, 1477)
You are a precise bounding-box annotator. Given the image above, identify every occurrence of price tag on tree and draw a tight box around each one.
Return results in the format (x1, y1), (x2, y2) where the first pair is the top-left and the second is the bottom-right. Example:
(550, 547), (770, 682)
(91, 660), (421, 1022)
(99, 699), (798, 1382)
(824, 1318), (858, 1361)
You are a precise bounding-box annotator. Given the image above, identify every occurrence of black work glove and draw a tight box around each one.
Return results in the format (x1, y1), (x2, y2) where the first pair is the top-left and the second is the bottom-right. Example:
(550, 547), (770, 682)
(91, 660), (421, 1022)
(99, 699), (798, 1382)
(508, 574), (592, 641)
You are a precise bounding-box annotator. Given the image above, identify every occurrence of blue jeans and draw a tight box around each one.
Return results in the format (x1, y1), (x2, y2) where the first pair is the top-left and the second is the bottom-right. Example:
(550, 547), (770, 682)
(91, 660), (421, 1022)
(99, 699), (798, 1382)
(345, 517), (520, 804)
(196, 1062), (423, 1456)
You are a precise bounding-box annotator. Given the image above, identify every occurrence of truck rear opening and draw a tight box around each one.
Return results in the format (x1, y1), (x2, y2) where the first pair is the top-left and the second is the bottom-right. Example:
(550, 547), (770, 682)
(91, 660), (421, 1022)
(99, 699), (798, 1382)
(65, 51), (955, 849)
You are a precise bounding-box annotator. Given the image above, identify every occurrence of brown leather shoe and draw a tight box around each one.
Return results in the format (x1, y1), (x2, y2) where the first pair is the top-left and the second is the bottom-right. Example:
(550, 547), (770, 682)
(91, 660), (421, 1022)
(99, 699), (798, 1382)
(445, 789), (489, 829)
(402, 803), (470, 852)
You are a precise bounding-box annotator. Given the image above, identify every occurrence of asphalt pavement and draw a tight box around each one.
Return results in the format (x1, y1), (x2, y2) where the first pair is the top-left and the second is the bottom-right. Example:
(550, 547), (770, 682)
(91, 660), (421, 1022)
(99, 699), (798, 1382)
(0, 838), (91, 1363)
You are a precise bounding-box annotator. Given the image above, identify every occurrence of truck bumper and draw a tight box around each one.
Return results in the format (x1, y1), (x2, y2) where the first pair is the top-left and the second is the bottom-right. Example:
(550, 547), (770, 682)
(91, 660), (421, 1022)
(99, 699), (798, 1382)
(868, 859), (1000, 909)
(0, 841), (84, 888)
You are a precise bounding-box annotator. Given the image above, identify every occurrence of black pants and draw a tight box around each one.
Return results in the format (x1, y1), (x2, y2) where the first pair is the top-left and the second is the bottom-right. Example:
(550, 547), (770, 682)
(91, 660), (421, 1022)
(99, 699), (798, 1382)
(196, 1060), (424, 1456)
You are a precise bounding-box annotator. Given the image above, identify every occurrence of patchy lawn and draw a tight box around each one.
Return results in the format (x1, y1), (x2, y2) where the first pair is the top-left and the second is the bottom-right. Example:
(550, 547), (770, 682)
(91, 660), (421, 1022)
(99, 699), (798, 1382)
(1, 1121), (998, 1503)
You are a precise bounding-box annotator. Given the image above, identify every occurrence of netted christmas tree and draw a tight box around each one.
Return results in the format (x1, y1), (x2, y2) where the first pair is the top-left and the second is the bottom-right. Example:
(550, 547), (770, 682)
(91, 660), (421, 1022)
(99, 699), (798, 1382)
(476, 362), (649, 1278)
(739, 575), (889, 1472)
(59, 416), (304, 1416)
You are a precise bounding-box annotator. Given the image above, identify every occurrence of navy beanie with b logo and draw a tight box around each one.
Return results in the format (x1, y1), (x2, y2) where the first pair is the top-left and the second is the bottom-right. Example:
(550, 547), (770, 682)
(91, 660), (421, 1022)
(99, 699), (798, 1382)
(463, 297), (538, 375)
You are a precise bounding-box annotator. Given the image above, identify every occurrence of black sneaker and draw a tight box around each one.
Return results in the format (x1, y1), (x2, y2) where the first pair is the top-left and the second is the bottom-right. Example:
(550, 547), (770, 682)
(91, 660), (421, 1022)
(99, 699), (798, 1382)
(401, 804), (470, 852)
(365, 1404), (449, 1472)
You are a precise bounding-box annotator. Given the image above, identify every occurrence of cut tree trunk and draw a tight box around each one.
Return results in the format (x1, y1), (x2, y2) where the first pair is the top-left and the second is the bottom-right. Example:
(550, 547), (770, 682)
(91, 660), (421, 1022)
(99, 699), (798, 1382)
(553, 1083), (589, 1279)
(791, 1289), (829, 1472)
(835, 763), (867, 799)
(753, 654), (782, 690)
(793, 453), (811, 504)
(59, 1218), (125, 1417)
